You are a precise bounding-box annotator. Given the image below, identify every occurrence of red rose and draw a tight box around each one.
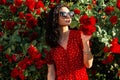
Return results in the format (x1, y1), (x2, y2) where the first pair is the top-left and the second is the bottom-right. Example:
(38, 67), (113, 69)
(101, 54), (114, 64)
(55, 0), (60, 3)
(10, 5), (17, 14)
(5, 54), (12, 63)
(0, 45), (4, 52)
(11, 67), (20, 79)
(34, 60), (45, 69)
(50, 0), (54, 3)
(104, 6), (114, 15)
(0, 0), (6, 5)
(26, 17), (38, 29)
(11, 67), (25, 80)
(79, 15), (96, 25)
(25, 13), (34, 21)
(103, 46), (110, 53)
(18, 57), (32, 70)
(27, 45), (42, 61)
(12, 54), (17, 62)
(111, 37), (118, 45)
(27, 45), (39, 56)
(79, 14), (96, 35)
(73, 8), (80, 14)
(35, 1), (44, 9)
(0, 32), (4, 37)
(109, 15), (118, 24)
(117, 0), (120, 9)
(110, 44), (120, 54)
(14, 0), (23, 7)
(19, 12), (24, 19)
(109, 37), (120, 54)
(25, 0), (35, 11)
(92, 0), (97, 5)
(36, 9), (41, 15)
(80, 25), (96, 35)
(5, 21), (16, 30)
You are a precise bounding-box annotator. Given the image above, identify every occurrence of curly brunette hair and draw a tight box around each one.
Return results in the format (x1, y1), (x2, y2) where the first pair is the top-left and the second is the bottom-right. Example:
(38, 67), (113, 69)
(45, 3), (69, 48)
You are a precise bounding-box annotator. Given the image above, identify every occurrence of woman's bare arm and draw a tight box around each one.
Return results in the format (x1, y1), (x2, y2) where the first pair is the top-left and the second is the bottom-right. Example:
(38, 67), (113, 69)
(81, 32), (94, 68)
(47, 64), (55, 80)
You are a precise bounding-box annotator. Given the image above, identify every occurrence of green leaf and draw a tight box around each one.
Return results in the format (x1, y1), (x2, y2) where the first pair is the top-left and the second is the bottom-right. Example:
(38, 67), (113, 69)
(5, 48), (11, 54)
(28, 65), (36, 72)
(70, 21), (79, 28)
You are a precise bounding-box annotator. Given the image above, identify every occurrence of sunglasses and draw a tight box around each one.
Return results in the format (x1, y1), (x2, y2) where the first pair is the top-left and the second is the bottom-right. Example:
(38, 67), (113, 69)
(59, 11), (74, 18)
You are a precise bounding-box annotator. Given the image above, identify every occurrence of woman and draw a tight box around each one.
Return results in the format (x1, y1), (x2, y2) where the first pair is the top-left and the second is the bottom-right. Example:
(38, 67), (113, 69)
(45, 3), (93, 80)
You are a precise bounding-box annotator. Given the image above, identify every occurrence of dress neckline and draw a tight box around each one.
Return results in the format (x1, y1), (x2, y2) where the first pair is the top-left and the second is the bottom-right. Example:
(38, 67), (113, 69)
(58, 30), (71, 51)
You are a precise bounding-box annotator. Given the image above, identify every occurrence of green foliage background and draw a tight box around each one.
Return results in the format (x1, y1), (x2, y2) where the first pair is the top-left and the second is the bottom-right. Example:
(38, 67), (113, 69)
(0, 0), (120, 80)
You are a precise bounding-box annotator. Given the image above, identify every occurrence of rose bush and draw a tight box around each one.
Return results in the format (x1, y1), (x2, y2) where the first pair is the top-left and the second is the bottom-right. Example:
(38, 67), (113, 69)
(0, 0), (48, 79)
(69, 0), (120, 79)
(0, 0), (120, 80)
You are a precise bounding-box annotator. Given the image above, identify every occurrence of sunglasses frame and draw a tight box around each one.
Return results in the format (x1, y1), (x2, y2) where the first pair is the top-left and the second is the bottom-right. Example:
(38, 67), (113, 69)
(59, 11), (74, 18)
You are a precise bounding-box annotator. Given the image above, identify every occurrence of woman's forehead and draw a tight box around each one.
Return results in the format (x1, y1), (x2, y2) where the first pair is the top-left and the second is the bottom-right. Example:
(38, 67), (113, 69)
(59, 7), (70, 12)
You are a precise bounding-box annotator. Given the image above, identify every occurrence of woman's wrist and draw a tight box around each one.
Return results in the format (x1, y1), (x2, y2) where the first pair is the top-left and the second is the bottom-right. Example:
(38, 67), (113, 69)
(83, 51), (91, 54)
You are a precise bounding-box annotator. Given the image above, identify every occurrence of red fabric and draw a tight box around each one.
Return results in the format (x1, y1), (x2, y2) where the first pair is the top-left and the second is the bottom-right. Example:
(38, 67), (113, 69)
(46, 30), (88, 80)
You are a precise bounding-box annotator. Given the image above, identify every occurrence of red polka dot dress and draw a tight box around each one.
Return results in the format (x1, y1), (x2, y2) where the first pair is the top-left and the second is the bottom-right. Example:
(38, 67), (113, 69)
(46, 30), (88, 80)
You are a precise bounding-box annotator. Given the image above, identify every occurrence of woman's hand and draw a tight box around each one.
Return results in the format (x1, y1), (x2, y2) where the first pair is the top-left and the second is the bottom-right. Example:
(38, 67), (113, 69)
(81, 31), (92, 43)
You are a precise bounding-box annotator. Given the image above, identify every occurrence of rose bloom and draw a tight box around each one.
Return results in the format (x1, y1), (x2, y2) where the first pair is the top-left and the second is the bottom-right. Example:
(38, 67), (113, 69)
(27, 45), (39, 56)
(36, 9), (41, 15)
(18, 57), (33, 70)
(10, 5), (17, 14)
(26, 17), (38, 29)
(14, 0), (23, 7)
(101, 54), (114, 64)
(117, 0), (120, 9)
(80, 25), (96, 35)
(0, 45), (4, 52)
(0, 0), (6, 5)
(110, 37), (120, 54)
(103, 46), (110, 53)
(92, 0), (97, 5)
(19, 12), (24, 19)
(73, 8), (80, 14)
(109, 16), (118, 24)
(0, 32), (3, 37)
(11, 67), (20, 79)
(50, 0), (54, 3)
(110, 37), (119, 45)
(34, 60), (45, 69)
(104, 6), (114, 15)
(25, 13), (34, 21)
(4, 21), (16, 30)
(5, 54), (13, 63)
(35, 1), (44, 9)
(11, 67), (25, 80)
(25, 0), (35, 11)
(79, 14), (96, 25)
(110, 44), (120, 54)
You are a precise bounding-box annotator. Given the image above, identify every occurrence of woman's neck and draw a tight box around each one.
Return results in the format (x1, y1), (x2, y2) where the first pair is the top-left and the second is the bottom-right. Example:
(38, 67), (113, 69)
(59, 26), (69, 36)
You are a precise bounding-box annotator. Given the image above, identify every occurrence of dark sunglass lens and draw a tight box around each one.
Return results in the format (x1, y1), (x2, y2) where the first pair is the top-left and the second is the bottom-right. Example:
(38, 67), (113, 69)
(69, 11), (74, 17)
(60, 12), (67, 17)
(60, 11), (74, 18)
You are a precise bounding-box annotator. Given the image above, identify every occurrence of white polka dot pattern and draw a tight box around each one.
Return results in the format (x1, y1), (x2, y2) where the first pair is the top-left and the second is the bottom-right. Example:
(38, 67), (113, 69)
(46, 30), (88, 80)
